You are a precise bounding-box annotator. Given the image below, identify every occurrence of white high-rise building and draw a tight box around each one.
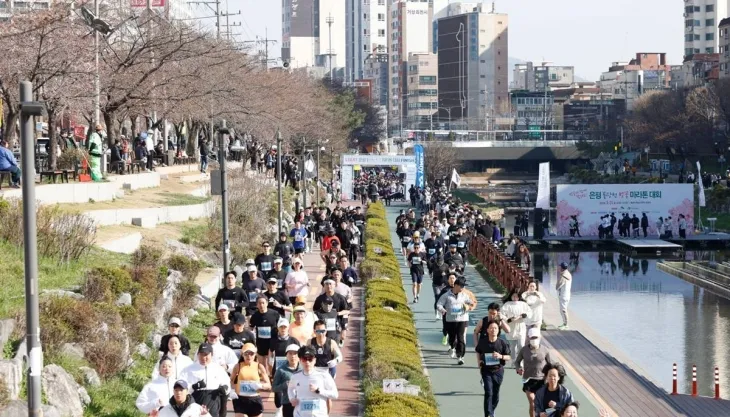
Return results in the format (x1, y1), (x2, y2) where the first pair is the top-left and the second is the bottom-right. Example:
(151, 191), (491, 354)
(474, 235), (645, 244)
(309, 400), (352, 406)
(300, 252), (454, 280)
(684, 0), (730, 57)
(0, 0), (51, 21)
(345, 0), (388, 83)
(282, 0), (346, 77)
(387, 0), (435, 131)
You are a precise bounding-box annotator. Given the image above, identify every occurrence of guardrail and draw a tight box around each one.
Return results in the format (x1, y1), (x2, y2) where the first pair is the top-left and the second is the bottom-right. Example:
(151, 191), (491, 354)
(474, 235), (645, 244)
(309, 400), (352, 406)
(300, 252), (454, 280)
(469, 235), (532, 291)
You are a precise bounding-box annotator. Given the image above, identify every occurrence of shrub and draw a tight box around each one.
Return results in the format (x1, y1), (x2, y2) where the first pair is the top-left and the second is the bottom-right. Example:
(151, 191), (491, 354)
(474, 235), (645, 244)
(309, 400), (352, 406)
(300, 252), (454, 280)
(39, 297), (99, 352)
(0, 200), (95, 263)
(82, 266), (136, 303)
(167, 254), (204, 279)
(57, 148), (88, 171)
(0, 375), (8, 407)
(362, 202), (439, 417)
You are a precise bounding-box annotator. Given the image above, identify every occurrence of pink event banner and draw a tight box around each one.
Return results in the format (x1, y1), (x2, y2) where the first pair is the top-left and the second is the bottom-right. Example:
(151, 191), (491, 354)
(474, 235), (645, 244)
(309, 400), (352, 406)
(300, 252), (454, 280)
(556, 184), (694, 237)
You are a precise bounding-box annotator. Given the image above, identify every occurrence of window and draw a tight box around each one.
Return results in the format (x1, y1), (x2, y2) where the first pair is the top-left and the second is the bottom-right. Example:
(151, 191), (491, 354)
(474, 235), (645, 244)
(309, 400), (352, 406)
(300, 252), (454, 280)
(378, 13), (385, 21)
(706, 4), (714, 12)
(685, 5), (693, 13)
(686, 19), (694, 27)
(364, 29), (368, 35)
(364, 45), (369, 51)
(706, 19), (714, 26)
(480, 74), (485, 78)
(685, 48), (694, 56)
(706, 33), (714, 41)
(694, 6), (700, 12)
(694, 34), (701, 40)
(706, 47), (715, 53)
(378, 29), (385, 37)
(695, 48), (700, 53)
(378, 0), (385, 4)
(364, 13), (367, 20)
(695, 20), (701, 26)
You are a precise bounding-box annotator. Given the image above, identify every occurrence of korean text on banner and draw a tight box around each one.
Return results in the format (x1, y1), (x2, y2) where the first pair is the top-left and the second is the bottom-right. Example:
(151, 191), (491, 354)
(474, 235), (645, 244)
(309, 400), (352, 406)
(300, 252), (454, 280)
(451, 168), (461, 187)
(536, 162), (550, 209)
(414, 144), (425, 188)
(697, 161), (706, 207)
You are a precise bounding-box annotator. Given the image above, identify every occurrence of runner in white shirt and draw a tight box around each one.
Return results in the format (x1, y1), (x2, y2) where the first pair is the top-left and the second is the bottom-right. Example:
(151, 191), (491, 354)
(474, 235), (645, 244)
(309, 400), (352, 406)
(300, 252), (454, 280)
(287, 346), (338, 417)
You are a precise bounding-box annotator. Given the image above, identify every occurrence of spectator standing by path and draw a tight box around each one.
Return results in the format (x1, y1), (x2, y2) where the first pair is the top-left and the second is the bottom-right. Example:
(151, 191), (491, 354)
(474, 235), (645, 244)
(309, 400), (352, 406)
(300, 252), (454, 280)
(199, 137), (210, 173)
(0, 140), (21, 188)
(556, 262), (572, 330)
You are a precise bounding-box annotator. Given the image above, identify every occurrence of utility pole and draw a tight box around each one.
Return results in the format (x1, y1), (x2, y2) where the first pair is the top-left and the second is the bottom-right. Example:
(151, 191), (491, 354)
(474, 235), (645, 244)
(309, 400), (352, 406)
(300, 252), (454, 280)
(219, 121), (230, 274)
(326, 14), (334, 81)
(93, 0), (100, 128)
(241, 29), (277, 70)
(300, 138), (307, 209)
(20, 81), (44, 417)
(276, 129), (283, 233)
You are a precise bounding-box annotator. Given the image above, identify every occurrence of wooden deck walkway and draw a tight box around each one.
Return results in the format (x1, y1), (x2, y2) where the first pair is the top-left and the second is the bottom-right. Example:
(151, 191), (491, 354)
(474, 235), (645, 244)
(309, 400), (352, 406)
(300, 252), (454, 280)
(543, 330), (730, 417)
(542, 330), (684, 417)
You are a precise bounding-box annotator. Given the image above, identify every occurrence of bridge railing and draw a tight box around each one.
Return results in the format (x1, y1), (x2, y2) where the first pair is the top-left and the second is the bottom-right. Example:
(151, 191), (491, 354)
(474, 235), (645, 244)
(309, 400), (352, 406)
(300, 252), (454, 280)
(470, 235), (532, 291)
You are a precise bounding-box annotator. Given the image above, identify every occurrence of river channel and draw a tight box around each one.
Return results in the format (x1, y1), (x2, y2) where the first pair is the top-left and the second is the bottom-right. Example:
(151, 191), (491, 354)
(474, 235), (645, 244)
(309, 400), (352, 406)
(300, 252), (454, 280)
(529, 250), (730, 398)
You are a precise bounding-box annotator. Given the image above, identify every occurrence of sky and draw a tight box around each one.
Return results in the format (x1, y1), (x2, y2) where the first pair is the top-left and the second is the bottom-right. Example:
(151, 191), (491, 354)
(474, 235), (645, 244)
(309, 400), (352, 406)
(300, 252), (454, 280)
(212, 0), (683, 81)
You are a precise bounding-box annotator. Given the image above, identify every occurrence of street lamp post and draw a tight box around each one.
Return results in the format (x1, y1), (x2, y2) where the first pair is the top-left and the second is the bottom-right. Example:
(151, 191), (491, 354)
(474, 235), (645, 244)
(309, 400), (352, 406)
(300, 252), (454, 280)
(218, 122), (230, 275)
(276, 129), (283, 233)
(316, 146), (320, 205)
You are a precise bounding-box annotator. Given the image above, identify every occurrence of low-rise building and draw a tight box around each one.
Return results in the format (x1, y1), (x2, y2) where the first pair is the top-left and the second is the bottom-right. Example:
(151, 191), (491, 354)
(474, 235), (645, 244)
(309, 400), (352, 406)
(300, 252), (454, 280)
(598, 52), (671, 110)
(510, 90), (556, 139)
(406, 52), (438, 130)
(512, 62), (575, 91)
(680, 53), (720, 87)
(720, 18), (730, 78)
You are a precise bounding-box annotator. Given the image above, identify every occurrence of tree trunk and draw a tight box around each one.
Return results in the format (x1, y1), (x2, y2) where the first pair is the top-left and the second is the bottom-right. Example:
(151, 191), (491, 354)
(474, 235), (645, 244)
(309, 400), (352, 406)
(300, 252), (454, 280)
(3, 110), (19, 147)
(103, 110), (120, 147)
(48, 108), (58, 170)
(130, 115), (138, 139)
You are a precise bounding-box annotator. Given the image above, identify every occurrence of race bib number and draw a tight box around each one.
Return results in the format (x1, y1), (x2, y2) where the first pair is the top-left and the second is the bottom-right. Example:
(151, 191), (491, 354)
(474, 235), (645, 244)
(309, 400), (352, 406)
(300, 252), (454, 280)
(277, 279), (284, 288)
(294, 232), (303, 241)
(355, 220), (363, 226)
(229, 339), (244, 349)
(428, 248), (436, 255)
(350, 238), (358, 245)
(411, 257), (422, 265)
(450, 305), (463, 315)
(248, 292), (258, 303)
(403, 237), (411, 242)
(222, 299), (236, 309)
(325, 318), (337, 331)
(261, 262), (272, 272)
(238, 382), (259, 396)
(300, 399), (322, 413)
(483, 353), (500, 366)
(275, 356), (287, 370)
(318, 225), (325, 231)
(457, 241), (465, 248)
(257, 326), (271, 339)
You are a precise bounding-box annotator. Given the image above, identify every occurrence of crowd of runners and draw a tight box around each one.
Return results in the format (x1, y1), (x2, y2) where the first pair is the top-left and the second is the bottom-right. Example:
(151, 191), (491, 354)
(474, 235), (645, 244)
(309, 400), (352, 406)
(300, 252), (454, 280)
(389, 181), (608, 417)
(135, 203), (365, 417)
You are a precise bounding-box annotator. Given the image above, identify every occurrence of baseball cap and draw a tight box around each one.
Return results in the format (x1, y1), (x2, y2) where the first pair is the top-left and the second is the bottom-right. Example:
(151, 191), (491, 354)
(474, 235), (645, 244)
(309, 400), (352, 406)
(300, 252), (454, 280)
(168, 317), (181, 326)
(247, 265), (257, 272)
(286, 344), (300, 353)
(293, 258), (303, 265)
(233, 314), (246, 325)
(560, 262), (568, 269)
(293, 305), (307, 313)
(245, 259), (255, 265)
(331, 240), (339, 246)
(277, 318), (290, 328)
(267, 276), (279, 283)
(242, 343), (257, 354)
(528, 328), (541, 339)
(173, 380), (189, 390)
(323, 296), (334, 304)
(198, 343), (213, 354)
(273, 257), (283, 264)
(298, 345), (317, 358)
(217, 304), (229, 312)
(207, 326), (221, 336)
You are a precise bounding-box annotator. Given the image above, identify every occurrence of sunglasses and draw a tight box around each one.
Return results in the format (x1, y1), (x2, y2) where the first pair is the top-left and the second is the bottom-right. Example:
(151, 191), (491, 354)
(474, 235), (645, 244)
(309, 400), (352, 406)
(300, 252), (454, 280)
(207, 335), (218, 339)
(315, 329), (326, 334)
(243, 351), (256, 356)
(301, 355), (316, 361)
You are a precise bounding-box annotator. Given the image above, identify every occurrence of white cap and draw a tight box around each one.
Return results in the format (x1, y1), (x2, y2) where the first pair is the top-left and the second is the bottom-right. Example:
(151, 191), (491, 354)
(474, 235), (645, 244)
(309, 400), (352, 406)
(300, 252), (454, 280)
(277, 318), (290, 328)
(285, 344), (300, 353)
(247, 265), (257, 272)
(245, 258), (255, 265)
(217, 304), (229, 311)
(293, 257), (303, 265)
(527, 328), (540, 339)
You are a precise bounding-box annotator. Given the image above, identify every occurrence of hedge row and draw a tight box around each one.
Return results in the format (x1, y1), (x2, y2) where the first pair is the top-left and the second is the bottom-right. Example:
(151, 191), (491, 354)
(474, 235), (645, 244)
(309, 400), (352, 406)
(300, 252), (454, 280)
(362, 202), (439, 417)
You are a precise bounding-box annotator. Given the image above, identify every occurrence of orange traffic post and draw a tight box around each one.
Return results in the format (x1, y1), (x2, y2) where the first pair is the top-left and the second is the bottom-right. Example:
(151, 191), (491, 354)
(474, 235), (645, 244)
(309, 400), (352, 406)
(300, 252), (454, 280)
(692, 364), (698, 397)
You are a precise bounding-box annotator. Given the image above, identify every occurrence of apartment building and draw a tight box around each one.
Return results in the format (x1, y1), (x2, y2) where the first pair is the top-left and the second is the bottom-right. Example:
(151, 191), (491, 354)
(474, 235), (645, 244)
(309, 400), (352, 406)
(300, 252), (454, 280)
(345, 0), (388, 83)
(598, 52), (671, 110)
(683, 0), (730, 57)
(512, 62), (575, 91)
(0, 0), (50, 20)
(720, 17), (730, 78)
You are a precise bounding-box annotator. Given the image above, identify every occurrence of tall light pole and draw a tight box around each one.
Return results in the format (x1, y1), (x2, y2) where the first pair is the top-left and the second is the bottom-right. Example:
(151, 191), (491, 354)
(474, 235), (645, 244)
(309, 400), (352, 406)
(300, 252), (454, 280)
(315, 146), (320, 205)
(276, 129), (283, 233)
(20, 81), (45, 417)
(94, 0), (100, 127)
(219, 122), (230, 275)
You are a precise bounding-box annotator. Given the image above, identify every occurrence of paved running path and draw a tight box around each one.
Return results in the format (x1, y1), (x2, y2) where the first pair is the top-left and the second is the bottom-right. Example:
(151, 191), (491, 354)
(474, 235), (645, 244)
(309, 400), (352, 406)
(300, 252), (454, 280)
(226, 205), (363, 417)
(384, 204), (599, 417)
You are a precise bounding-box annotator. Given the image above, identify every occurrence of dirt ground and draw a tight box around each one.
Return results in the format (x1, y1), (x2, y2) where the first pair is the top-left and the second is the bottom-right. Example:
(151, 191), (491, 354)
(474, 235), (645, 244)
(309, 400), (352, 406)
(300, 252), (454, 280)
(95, 218), (209, 250)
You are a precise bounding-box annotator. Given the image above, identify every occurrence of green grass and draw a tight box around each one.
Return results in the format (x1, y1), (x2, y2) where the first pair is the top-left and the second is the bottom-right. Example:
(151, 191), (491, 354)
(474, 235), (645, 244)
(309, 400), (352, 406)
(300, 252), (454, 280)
(179, 222), (216, 249)
(0, 241), (130, 319)
(83, 309), (215, 417)
(452, 189), (486, 203)
(695, 207), (730, 231)
(155, 193), (210, 207)
(469, 254), (507, 295)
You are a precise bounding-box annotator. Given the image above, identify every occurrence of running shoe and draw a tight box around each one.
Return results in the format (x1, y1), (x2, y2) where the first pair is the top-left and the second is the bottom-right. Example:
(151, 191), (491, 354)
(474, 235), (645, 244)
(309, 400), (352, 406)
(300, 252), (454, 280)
(457, 357), (464, 365)
(441, 335), (448, 345)
(449, 349), (456, 359)
(435, 311), (441, 320)
(415, 296), (419, 303)
(558, 324), (570, 330)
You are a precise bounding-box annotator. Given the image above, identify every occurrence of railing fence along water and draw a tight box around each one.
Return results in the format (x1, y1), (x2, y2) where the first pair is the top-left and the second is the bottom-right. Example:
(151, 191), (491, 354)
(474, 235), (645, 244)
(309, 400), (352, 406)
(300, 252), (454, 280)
(469, 235), (532, 291)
